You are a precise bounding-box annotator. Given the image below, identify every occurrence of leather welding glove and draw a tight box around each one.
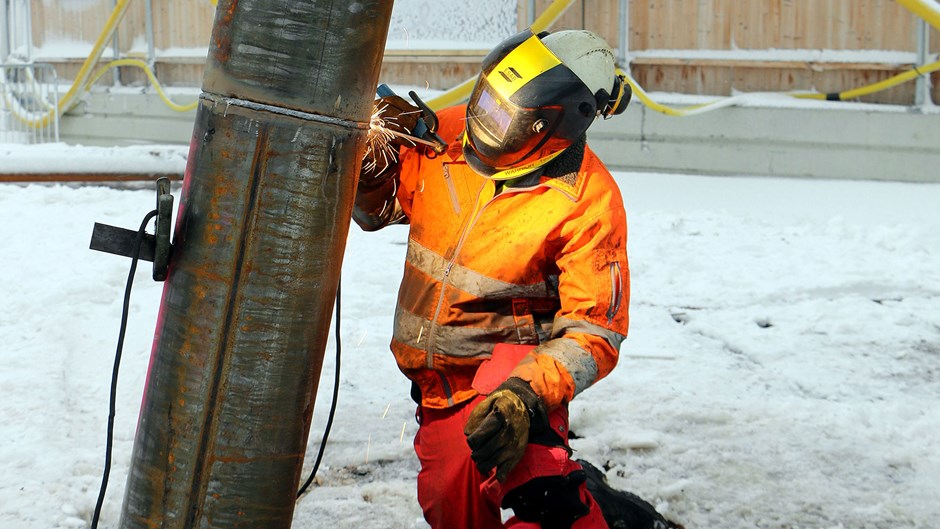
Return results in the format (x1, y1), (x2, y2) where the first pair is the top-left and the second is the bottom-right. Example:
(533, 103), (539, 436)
(371, 95), (422, 147)
(464, 377), (549, 482)
(355, 95), (422, 230)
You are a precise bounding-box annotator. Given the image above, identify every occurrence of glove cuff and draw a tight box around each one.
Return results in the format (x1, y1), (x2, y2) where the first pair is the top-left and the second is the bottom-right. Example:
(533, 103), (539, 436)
(497, 377), (550, 437)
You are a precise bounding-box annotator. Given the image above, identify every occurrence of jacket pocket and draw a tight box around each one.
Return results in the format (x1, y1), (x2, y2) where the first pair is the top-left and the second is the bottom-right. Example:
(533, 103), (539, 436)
(511, 299), (540, 345)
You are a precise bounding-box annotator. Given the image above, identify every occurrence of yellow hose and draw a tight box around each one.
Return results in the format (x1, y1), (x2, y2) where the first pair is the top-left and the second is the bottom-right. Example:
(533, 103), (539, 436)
(425, 0), (577, 110)
(895, 0), (940, 31)
(86, 59), (198, 112)
(792, 59), (940, 102)
(14, 0), (134, 129)
(622, 75), (711, 117)
(627, 58), (940, 116)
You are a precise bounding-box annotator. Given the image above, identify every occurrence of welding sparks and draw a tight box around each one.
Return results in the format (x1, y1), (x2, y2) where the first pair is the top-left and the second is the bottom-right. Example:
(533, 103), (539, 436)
(364, 101), (440, 176)
(363, 103), (401, 177)
(363, 101), (416, 176)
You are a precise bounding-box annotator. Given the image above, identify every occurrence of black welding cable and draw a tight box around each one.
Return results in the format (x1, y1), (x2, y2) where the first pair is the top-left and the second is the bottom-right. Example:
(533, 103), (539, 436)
(88, 208), (338, 514)
(297, 276), (342, 499)
(90, 209), (157, 529)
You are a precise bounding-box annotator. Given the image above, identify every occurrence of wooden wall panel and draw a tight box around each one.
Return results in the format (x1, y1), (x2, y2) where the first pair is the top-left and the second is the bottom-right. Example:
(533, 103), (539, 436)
(933, 71), (939, 104)
(152, 1), (216, 49)
(379, 56), (482, 91)
(519, 0), (621, 50)
(24, 1), (940, 105)
(630, 0), (733, 50)
(31, 0), (115, 48)
(30, 0), (215, 53)
(629, 0), (929, 51)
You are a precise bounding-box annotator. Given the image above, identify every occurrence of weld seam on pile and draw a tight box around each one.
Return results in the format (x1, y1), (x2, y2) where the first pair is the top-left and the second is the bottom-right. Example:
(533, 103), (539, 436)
(200, 92), (368, 130)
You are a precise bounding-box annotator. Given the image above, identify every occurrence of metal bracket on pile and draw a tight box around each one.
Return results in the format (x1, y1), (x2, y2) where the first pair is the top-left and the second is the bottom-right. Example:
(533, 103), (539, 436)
(89, 177), (175, 281)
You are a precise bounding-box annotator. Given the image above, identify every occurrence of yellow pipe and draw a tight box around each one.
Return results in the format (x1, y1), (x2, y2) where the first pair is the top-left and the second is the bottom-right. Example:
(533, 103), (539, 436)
(425, 0), (577, 110)
(895, 0), (940, 31)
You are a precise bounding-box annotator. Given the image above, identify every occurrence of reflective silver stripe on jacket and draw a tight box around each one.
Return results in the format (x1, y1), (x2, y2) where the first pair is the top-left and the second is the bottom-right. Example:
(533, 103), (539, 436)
(551, 316), (625, 351)
(536, 337), (598, 397)
(394, 305), (531, 357)
(539, 317), (625, 396)
(406, 240), (554, 300)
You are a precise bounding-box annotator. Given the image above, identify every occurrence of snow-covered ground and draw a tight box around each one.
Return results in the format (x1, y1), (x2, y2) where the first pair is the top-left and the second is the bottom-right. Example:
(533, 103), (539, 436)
(1, 167), (938, 529)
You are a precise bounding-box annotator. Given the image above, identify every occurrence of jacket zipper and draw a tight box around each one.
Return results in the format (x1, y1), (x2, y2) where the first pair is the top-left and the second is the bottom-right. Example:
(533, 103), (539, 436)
(606, 261), (623, 325)
(425, 180), (493, 369)
(422, 179), (564, 401)
(424, 179), (563, 368)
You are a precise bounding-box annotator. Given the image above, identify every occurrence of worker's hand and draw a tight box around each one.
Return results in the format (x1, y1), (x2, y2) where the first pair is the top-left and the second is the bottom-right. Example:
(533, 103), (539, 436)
(371, 95), (422, 147)
(464, 378), (547, 482)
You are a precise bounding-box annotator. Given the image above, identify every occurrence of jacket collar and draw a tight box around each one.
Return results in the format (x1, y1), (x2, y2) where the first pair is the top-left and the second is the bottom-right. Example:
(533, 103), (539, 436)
(446, 132), (587, 202)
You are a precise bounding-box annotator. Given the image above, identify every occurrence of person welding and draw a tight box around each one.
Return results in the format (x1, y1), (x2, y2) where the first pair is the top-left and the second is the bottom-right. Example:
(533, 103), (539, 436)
(354, 29), (632, 528)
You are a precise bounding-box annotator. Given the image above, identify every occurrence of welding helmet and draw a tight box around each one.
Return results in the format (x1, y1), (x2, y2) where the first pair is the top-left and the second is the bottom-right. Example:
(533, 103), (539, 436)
(463, 29), (631, 179)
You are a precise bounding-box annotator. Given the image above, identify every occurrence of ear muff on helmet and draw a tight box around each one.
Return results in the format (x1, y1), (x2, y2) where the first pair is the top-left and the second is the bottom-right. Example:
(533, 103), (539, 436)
(599, 73), (632, 118)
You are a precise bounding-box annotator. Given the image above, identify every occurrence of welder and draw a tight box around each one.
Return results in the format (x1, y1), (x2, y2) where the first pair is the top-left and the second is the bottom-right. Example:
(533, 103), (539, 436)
(354, 29), (632, 529)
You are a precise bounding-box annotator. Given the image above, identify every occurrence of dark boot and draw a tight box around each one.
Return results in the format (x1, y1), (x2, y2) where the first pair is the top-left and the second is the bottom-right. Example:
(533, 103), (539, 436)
(577, 459), (684, 529)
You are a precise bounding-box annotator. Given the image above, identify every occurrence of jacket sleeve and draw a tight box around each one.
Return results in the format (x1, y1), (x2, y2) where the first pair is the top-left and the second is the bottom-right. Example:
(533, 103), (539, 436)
(509, 176), (630, 410)
(352, 144), (408, 232)
(352, 167), (407, 231)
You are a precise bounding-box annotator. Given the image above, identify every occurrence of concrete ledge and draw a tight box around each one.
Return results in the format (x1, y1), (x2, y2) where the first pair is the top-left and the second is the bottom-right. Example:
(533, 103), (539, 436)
(57, 90), (940, 183)
(60, 90), (199, 147)
(588, 101), (940, 183)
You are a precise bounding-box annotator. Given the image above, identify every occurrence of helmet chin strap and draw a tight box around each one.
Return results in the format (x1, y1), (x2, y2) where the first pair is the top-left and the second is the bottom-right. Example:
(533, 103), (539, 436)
(482, 149), (564, 181)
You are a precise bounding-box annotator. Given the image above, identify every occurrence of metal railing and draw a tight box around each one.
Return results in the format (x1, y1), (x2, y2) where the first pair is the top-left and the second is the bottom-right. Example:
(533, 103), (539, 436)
(2, 0), (33, 62)
(0, 62), (60, 144)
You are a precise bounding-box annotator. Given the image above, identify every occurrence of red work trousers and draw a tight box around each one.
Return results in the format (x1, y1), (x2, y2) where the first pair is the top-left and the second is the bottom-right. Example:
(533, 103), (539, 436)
(413, 396), (609, 529)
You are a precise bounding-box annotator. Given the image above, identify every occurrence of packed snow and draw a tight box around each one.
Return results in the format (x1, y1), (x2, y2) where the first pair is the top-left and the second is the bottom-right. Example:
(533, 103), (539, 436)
(3, 1), (940, 527)
(0, 144), (187, 175)
(0, 167), (937, 529)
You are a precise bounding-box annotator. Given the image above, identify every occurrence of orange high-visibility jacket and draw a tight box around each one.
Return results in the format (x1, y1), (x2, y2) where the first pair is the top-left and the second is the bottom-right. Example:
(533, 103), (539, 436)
(362, 105), (629, 411)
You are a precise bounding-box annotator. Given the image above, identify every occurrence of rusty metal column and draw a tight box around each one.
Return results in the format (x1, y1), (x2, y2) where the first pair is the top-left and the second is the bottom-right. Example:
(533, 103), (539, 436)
(119, 1), (393, 528)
